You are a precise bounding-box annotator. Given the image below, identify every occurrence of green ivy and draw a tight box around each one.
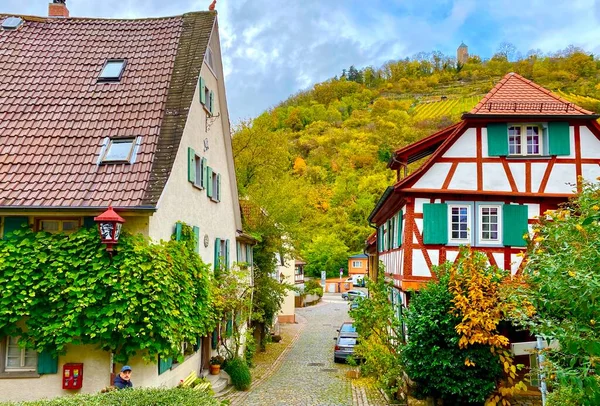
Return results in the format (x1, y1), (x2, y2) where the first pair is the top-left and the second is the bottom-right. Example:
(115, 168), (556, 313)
(0, 223), (215, 363)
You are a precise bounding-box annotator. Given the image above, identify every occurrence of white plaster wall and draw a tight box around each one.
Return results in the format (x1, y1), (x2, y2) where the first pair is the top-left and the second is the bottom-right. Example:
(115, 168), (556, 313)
(427, 249), (439, 267)
(580, 127), (600, 158)
(128, 352), (201, 389)
(443, 128), (477, 158)
(508, 163), (525, 192)
(582, 164), (600, 183)
(492, 253), (504, 269)
(530, 163), (548, 193)
(123, 215), (150, 235)
(380, 250), (403, 276)
(0, 345), (110, 402)
(148, 45), (238, 266)
(482, 163), (512, 191)
(481, 127), (489, 158)
(545, 164), (577, 194)
(510, 255), (524, 275)
(411, 251), (431, 277)
(412, 163), (451, 189)
(526, 203), (540, 219)
(278, 256), (296, 318)
(414, 198), (428, 214)
(448, 163), (477, 190)
(414, 218), (423, 243)
(446, 250), (459, 263)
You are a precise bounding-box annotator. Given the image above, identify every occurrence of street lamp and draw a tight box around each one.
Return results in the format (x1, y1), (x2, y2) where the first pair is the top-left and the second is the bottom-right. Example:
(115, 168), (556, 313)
(94, 206), (125, 253)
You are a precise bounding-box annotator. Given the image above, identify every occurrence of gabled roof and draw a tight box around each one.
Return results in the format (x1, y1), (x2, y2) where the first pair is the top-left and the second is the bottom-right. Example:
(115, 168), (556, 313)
(349, 253), (368, 259)
(467, 72), (595, 116)
(389, 123), (461, 169)
(0, 11), (216, 208)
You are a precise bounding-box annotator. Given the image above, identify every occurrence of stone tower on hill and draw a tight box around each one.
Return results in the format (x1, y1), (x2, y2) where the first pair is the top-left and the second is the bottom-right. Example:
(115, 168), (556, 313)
(457, 42), (469, 64)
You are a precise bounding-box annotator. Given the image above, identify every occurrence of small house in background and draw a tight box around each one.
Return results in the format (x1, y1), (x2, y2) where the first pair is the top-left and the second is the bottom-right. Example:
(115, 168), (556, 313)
(294, 258), (306, 285)
(0, 2), (252, 401)
(347, 253), (368, 278)
(276, 252), (296, 324)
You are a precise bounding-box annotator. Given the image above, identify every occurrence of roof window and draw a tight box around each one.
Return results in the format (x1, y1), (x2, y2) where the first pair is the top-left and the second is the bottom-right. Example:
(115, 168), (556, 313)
(98, 59), (126, 82)
(2, 17), (24, 30)
(101, 137), (136, 163)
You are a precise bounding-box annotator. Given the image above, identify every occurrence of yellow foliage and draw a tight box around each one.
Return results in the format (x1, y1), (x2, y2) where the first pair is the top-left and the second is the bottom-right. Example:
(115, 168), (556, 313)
(293, 157), (307, 175)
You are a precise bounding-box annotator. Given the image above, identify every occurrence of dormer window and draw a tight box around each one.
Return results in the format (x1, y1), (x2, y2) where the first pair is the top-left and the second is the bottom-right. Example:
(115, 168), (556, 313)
(98, 59), (126, 82)
(508, 125), (542, 156)
(101, 137), (136, 162)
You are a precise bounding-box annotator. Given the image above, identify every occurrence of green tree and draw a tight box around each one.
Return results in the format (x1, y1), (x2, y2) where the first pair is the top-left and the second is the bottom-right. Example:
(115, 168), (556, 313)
(303, 234), (349, 277)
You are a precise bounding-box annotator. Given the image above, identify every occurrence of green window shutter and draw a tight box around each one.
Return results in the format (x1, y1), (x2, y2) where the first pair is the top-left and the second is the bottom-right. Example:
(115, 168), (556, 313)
(377, 226), (383, 252)
(207, 167), (213, 198)
(216, 174), (221, 202)
(158, 355), (173, 375)
(37, 350), (58, 374)
(201, 158), (207, 188)
(245, 245), (251, 266)
(236, 241), (241, 262)
(83, 217), (96, 228)
(211, 329), (218, 349)
(397, 211), (403, 247)
(388, 219), (393, 250)
(199, 77), (206, 104)
(209, 90), (215, 115)
(502, 204), (528, 247)
(548, 122), (570, 156)
(175, 223), (182, 241)
(487, 123), (508, 156)
(214, 238), (221, 273)
(188, 147), (196, 183)
(193, 226), (200, 253)
(226, 317), (233, 337)
(3, 216), (29, 239)
(225, 239), (230, 270)
(423, 203), (448, 244)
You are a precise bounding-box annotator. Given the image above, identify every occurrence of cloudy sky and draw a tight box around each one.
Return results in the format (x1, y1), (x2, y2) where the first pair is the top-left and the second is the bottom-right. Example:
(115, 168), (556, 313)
(4, 1), (600, 123)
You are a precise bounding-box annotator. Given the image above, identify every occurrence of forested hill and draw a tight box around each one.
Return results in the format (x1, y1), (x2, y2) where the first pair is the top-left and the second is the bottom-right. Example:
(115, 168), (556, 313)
(232, 48), (600, 277)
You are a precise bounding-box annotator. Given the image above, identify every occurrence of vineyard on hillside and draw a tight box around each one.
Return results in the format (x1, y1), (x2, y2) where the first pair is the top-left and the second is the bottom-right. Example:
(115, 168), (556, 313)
(410, 96), (482, 120)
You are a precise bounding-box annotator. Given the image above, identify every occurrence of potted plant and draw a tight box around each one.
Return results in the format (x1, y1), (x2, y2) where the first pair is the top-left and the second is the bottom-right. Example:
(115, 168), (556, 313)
(209, 355), (224, 375)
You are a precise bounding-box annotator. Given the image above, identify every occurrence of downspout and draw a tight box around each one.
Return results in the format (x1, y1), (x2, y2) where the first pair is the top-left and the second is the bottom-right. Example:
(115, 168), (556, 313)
(367, 222), (378, 282)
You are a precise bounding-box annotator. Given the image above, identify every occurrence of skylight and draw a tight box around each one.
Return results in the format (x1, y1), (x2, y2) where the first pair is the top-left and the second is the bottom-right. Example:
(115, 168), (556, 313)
(102, 138), (135, 162)
(98, 59), (126, 82)
(2, 17), (24, 30)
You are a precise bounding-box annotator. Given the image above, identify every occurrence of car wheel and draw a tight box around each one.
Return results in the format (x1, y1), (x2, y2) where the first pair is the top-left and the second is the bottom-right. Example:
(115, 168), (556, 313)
(334, 357), (340, 363)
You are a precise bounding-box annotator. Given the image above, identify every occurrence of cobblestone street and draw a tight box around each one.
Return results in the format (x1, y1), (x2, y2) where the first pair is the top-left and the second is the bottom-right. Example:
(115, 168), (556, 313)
(226, 294), (388, 406)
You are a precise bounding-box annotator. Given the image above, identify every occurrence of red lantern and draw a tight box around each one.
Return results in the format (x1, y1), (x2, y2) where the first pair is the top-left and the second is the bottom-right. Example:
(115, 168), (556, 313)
(94, 206), (126, 252)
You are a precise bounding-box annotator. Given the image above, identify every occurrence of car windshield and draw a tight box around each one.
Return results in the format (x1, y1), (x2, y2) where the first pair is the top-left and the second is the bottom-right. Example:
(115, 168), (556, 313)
(340, 324), (356, 333)
(339, 337), (357, 346)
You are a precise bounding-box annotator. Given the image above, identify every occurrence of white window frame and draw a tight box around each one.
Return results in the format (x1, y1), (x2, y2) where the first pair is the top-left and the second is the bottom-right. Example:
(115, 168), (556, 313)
(5, 336), (37, 372)
(477, 204), (503, 246)
(508, 124), (545, 156)
(101, 137), (137, 163)
(352, 260), (362, 268)
(448, 203), (472, 244)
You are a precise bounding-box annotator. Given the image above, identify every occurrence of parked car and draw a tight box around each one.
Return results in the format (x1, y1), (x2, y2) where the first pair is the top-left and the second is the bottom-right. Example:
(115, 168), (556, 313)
(345, 275), (366, 287)
(333, 334), (358, 363)
(341, 290), (367, 301)
(336, 322), (357, 337)
(349, 297), (363, 311)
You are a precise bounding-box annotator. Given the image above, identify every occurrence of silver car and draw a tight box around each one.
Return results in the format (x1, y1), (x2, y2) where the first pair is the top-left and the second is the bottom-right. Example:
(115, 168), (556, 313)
(341, 290), (366, 301)
(333, 335), (358, 363)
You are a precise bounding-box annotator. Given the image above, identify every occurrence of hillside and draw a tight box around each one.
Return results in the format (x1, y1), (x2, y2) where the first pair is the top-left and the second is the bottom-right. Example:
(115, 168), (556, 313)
(232, 49), (600, 276)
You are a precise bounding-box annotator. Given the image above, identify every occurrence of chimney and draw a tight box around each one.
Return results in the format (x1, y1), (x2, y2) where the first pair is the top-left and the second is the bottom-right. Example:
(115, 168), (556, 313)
(48, 0), (69, 18)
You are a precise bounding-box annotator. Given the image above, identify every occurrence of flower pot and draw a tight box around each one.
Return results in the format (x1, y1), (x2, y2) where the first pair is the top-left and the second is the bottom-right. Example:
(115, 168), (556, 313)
(209, 364), (221, 375)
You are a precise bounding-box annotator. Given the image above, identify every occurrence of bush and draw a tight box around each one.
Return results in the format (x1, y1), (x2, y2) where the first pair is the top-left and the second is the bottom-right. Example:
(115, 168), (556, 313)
(304, 279), (323, 297)
(546, 385), (585, 406)
(223, 357), (252, 391)
(1, 387), (219, 406)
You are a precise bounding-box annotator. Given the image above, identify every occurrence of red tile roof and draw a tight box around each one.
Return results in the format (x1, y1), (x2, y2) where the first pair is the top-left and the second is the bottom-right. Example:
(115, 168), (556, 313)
(0, 12), (215, 208)
(469, 72), (594, 116)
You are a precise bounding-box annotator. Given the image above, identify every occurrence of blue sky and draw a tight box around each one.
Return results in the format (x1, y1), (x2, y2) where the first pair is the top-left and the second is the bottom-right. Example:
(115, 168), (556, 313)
(4, 1), (600, 123)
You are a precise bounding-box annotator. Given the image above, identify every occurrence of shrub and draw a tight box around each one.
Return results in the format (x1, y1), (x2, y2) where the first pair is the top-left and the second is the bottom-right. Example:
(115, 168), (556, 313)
(223, 357), (252, 391)
(1, 387), (219, 406)
(304, 279), (323, 297)
(546, 385), (585, 406)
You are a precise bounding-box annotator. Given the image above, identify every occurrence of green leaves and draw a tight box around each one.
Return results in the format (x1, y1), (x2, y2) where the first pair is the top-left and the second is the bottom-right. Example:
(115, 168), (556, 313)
(0, 224), (215, 363)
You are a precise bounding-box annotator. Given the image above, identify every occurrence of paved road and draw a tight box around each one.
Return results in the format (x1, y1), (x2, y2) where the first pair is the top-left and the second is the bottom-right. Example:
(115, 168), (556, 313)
(240, 298), (356, 405)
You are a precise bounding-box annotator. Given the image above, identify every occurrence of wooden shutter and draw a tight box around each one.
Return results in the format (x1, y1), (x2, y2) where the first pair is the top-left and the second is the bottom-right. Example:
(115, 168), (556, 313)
(502, 204), (528, 247)
(548, 122), (570, 156)
(37, 350), (58, 374)
(201, 158), (207, 188)
(199, 77), (206, 104)
(207, 167), (213, 198)
(423, 203), (448, 244)
(226, 316), (233, 337)
(216, 174), (221, 202)
(225, 239), (230, 270)
(388, 218), (394, 249)
(211, 329), (218, 350)
(158, 355), (173, 375)
(236, 241), (241, 262)
(3, 216), (29, 239)
(487, 123), (508, 156)
(377, 226), (383, 252)
(214, 238), (221, 272)
(209, 90), (215, 115)
(193, 226), (200, 253)
(188, 148), (196, 183)
(397, 211), (403, 247)
(175, 223), (182, 241)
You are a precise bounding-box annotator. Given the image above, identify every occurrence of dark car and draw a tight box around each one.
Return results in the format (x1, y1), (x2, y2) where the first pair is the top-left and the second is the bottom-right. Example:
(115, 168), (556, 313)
(333, 335), (358, 363)
(341, 290), (367, 301)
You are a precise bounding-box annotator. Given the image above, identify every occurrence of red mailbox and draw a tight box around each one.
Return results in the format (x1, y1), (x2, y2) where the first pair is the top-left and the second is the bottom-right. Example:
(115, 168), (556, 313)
(62, 363), (84, 390)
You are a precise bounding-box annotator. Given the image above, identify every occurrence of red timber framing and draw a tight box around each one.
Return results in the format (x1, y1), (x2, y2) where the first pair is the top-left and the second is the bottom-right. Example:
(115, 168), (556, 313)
(371, 73), (600, 294)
